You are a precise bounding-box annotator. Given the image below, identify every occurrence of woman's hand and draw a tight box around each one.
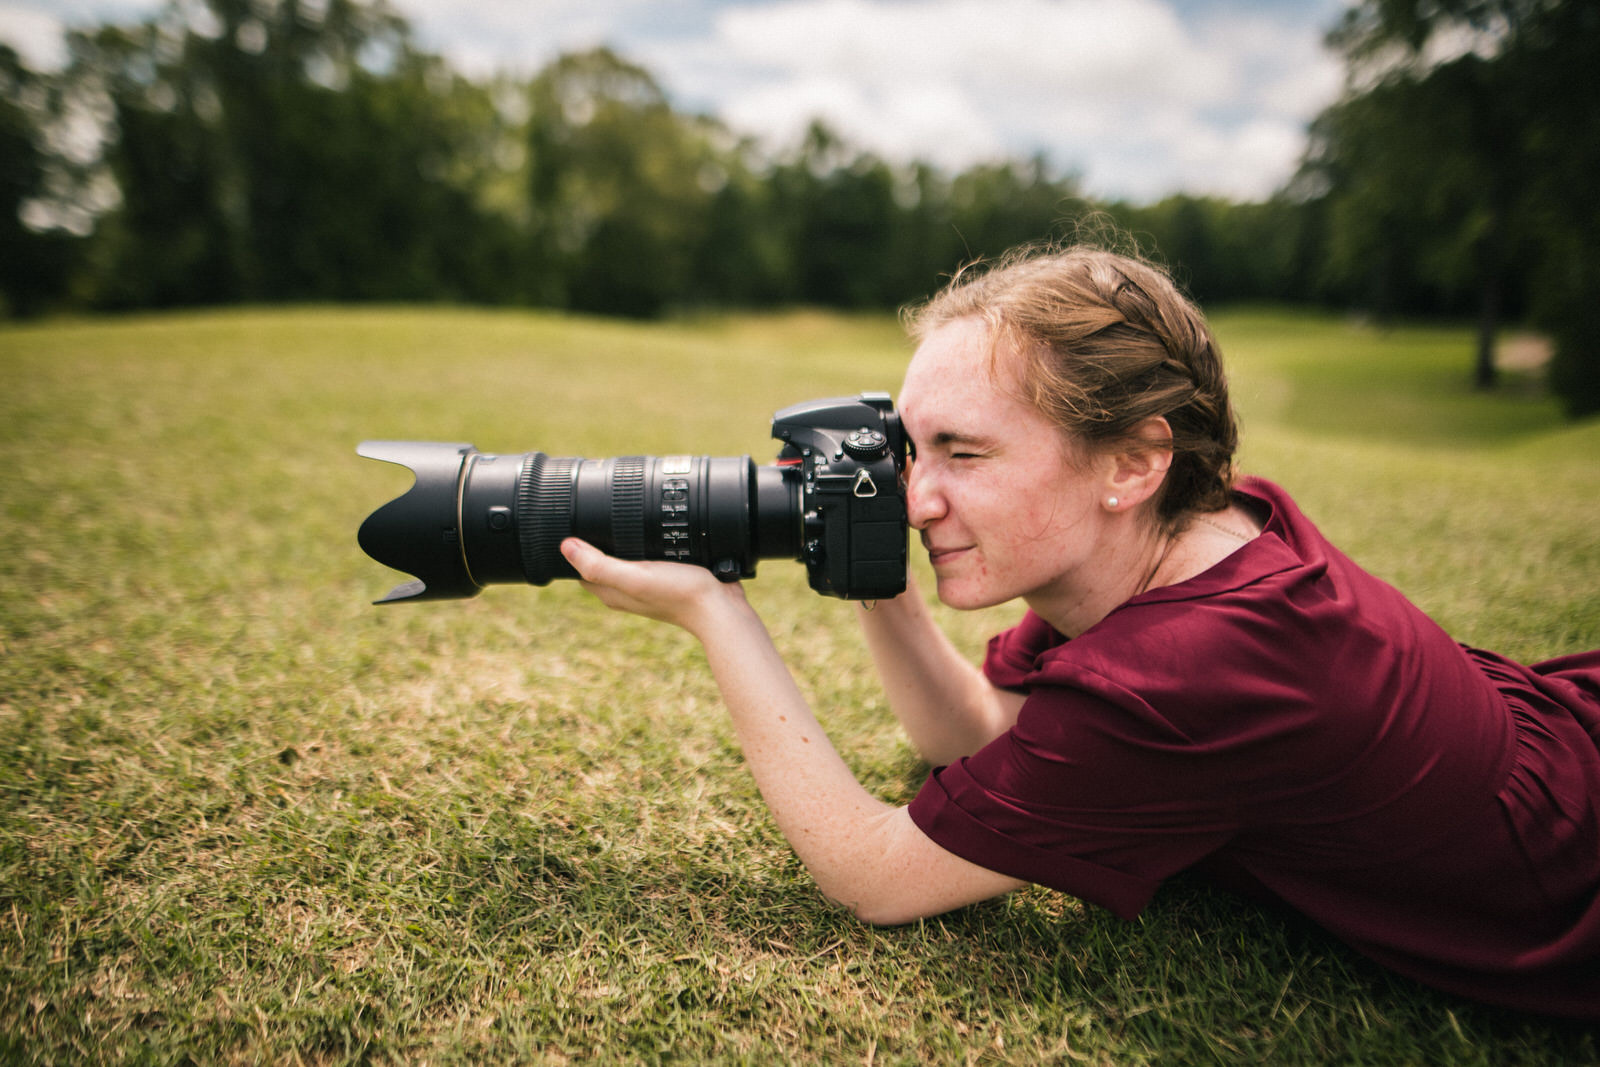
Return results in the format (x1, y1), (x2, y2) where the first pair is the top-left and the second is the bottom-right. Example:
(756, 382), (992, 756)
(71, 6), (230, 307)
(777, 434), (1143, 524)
(559, 537), (747, 637)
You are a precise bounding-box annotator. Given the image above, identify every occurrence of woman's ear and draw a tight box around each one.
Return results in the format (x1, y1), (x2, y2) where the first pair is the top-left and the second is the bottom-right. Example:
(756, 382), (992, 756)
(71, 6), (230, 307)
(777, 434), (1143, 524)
(1103, 416), (1173, 511)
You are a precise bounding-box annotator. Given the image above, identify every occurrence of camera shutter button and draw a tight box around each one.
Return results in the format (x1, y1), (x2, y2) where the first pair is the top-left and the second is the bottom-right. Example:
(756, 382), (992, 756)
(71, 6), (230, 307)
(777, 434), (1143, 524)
(843, 429), (888, 460)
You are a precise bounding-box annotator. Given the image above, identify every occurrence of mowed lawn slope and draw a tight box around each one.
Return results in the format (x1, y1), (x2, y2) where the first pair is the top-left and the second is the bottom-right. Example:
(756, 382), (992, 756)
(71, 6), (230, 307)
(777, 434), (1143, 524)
(2, 306), (1596, 1064)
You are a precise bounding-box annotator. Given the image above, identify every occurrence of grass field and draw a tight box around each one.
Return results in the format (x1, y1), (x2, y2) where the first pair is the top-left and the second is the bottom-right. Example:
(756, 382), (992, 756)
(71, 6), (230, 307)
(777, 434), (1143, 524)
(2, 305), (1597, 1064)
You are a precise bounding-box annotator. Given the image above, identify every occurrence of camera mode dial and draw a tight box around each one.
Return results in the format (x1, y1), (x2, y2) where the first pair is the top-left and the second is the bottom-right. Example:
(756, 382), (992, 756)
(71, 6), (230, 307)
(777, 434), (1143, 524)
(843, 428), (889, 460)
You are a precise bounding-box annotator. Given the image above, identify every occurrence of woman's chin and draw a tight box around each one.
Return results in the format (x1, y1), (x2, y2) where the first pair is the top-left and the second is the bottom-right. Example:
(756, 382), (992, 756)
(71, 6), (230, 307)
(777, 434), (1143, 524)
(932, 576), (1005, 613)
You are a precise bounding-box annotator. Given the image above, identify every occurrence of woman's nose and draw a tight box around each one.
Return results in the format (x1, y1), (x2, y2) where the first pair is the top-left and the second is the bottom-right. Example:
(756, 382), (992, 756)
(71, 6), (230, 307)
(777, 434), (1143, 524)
(904, 459), (945, 529)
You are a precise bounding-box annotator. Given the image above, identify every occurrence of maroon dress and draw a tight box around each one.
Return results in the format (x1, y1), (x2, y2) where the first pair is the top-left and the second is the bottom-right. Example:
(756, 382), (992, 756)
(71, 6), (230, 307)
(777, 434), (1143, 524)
(909, 478), (1600, 1019)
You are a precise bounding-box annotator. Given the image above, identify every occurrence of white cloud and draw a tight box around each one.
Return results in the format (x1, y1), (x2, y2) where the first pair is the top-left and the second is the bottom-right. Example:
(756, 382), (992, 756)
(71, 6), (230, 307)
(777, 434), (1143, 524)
(640, 0), (1341, 200)
(390, 0), (694, 78)
(0, 3), (69, 69)
(392, 0), (607, 76)
(0, 0), (167, 68)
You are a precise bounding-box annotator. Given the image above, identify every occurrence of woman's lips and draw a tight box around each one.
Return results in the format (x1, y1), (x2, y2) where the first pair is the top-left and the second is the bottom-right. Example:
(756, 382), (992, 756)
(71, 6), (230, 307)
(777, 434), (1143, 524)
(925, 543), (971, 566)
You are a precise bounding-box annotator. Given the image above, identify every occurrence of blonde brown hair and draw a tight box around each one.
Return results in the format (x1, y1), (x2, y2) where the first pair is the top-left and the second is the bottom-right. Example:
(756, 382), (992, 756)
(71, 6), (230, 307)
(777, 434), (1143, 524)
(906, 242), (1238, 527)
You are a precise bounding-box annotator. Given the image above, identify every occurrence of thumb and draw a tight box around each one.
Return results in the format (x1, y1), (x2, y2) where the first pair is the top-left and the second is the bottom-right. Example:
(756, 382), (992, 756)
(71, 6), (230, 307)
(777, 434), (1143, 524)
(560, 537), (604, 580)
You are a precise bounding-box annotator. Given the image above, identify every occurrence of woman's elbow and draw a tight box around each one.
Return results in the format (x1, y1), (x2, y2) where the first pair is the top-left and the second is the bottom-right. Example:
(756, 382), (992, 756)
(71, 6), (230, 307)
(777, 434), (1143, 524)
(810, 869), (926, 926)
(832, 892), (930, 928)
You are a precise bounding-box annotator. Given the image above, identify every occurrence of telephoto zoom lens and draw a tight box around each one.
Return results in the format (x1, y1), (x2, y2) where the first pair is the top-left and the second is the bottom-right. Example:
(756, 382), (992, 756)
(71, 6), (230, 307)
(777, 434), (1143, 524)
(477, 451), (798, 584)
(356, 443), (797, 603)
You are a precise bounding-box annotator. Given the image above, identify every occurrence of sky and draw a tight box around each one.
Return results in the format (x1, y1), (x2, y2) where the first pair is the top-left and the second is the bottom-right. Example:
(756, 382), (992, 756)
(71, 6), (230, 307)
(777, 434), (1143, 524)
(0, 0), (1352, 203)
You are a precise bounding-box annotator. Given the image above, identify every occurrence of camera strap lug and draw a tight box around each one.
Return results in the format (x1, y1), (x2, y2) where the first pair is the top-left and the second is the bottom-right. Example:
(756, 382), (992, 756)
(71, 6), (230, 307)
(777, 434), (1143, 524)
(852, 469), (878, 498)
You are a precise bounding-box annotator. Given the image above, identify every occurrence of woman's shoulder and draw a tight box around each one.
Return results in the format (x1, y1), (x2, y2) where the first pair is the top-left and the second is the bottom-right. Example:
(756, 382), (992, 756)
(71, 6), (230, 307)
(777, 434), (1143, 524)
(1230, 477), (1346, 562)
(1232, 476), (1302, 533)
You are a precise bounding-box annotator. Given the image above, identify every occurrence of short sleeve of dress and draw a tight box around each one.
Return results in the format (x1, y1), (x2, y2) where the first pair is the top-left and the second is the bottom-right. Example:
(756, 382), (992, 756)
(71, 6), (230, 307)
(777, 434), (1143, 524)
(909, 657), (1241, 920)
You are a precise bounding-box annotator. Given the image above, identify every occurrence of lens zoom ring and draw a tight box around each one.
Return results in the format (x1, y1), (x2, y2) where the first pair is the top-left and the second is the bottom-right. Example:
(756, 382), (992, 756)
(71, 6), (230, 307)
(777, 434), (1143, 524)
(610, 457), (647, 558)
(518, 454), (580, 583)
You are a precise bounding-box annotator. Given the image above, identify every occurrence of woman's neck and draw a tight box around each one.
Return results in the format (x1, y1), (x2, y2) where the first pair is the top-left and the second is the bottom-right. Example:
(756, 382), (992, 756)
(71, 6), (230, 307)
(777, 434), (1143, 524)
(1029, 504), (1261, 638)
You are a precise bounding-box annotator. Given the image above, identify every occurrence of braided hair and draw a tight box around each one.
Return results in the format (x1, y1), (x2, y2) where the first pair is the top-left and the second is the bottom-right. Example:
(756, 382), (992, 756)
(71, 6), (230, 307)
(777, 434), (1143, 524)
(907, 242), (1238, 529)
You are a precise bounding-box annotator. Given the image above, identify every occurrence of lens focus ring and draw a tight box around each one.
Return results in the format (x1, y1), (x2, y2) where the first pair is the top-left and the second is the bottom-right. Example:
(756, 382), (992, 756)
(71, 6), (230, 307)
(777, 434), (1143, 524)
(610, 457), (646, 558)
(518, 453), (580, 583)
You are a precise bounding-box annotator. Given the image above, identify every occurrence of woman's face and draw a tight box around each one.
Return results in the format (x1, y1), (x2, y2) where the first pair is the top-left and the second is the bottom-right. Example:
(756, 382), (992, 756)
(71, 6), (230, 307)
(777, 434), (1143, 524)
(898, 317), (1113, 612)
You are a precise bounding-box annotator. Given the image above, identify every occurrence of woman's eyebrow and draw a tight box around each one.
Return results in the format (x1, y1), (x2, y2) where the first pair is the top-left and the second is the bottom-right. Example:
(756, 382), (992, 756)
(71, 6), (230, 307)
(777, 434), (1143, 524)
(928, 430), (992, 448)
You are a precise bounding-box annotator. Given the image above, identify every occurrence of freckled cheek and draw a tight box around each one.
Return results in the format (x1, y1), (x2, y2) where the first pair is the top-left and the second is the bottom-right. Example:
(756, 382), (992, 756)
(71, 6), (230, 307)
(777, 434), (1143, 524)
(1003, 500), (1071, 545)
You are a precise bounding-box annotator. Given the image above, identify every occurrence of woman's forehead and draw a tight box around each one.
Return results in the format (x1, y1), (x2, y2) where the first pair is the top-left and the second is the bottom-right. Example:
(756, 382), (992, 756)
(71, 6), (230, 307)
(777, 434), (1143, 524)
(901, 317), (1028, 407)
(900, 320), (1051, 438)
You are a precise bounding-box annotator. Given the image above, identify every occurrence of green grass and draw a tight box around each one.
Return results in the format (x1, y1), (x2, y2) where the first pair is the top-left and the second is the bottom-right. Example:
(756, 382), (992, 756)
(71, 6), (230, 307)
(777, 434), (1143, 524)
(2, 305), (1596, 1064)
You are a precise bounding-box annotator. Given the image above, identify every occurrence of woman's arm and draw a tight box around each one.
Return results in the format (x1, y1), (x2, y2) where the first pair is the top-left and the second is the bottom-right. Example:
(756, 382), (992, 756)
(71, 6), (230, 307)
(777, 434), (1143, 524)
(856, 576), (1025, 767)
(560, 538), (1025, 924)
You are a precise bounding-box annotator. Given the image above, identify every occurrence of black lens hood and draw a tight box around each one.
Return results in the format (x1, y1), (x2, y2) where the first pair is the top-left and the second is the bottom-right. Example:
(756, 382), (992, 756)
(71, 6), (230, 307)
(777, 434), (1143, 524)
(356, 440), (482, 603)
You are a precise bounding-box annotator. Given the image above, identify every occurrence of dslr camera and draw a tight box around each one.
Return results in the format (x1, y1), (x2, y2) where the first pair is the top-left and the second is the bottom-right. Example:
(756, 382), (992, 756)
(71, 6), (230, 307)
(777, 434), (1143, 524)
(357, 393), (908, 604)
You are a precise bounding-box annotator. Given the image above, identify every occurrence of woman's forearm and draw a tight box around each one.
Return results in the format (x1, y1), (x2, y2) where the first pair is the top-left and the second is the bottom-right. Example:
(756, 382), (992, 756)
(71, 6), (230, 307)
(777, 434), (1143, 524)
(856, 579), (1019, 765)
(691, 594), (1021, 922)
(689, 593), (935, 915)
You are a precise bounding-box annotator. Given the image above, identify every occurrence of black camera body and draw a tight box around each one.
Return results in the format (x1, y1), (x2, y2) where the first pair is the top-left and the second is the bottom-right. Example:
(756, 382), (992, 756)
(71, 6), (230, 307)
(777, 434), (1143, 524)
(769, 392), (908, 599)
(356, 393), (908, 604)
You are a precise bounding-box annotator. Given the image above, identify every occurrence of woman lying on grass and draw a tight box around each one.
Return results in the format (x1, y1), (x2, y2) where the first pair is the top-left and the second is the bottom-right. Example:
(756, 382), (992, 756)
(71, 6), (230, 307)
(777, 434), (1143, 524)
(560, 243), (1600, 1021)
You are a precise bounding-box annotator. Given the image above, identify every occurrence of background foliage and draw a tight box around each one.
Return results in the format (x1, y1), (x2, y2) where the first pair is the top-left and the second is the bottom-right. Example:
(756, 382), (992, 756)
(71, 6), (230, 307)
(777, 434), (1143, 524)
(2, 306), (1597, 1063)
(2, 0), (1598, 412)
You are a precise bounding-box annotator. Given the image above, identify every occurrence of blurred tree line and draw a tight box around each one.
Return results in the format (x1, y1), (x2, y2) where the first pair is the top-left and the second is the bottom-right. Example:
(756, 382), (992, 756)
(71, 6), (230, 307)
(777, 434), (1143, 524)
(3, 0), (1596, 414)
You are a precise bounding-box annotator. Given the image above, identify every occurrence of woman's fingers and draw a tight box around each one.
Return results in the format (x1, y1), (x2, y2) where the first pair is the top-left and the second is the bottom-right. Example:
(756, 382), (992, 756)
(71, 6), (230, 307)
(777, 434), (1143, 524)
(559, 537), (736, 632)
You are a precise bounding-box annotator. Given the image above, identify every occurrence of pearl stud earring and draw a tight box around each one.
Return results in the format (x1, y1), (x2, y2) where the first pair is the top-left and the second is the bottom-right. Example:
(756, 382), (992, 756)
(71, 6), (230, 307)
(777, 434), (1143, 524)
(1107, 496), (1120, 509)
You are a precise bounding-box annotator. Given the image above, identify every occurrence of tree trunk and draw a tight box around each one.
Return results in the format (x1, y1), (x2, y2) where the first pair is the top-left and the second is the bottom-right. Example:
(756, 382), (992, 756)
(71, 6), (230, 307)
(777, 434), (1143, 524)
(1474, 267), (1501, 390)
